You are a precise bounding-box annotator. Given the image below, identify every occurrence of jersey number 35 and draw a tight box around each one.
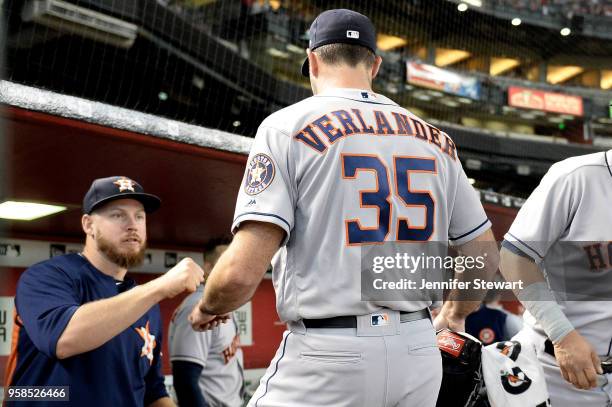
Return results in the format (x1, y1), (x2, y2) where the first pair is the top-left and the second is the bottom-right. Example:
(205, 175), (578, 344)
(342, 154), (436, 245)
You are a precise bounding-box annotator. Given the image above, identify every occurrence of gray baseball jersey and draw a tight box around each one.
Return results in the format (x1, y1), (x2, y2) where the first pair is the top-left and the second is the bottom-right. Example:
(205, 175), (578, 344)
(169, 286), (244, 407)
(504, 150), (612, 356)
(232, 87), (490, 322)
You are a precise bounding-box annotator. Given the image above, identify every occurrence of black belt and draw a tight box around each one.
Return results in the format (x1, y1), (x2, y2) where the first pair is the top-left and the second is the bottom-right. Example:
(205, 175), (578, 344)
(302, 309), (430, 329)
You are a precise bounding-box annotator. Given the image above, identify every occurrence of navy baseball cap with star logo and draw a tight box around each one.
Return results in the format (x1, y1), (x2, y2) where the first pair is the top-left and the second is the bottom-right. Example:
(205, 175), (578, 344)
(83, 176), (161, 214)
(301, 9), (377, 77)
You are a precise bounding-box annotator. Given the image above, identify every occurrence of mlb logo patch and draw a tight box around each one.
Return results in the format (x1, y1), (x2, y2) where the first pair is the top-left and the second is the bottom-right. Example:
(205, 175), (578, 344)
(371, 313), (389, 327)
(347, 30), (360, 39)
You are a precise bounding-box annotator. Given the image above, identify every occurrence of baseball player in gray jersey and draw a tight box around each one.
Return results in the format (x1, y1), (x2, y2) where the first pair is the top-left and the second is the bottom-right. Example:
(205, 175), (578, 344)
(501, 150), (612, 406)
(170, 288), (244, 407)
(189, 9), (499, 407)
(169, 242), (244, 407)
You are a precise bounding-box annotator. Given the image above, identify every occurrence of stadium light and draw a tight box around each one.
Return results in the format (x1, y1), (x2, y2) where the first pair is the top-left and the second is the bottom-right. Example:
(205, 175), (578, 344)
(601, 70), (612, 89)
(0, 201), (66, 221)
(517, 165), (531, 176)
(22, 0), (138, 48)
(435, 48), (471, 67)
(511, 18), (522, 26)
(457, 3), (469, 12)
(560, 27), (571, 36)
(413, 93), (432, 101)
(466, 159), (482, 171)
(377, 34), (408, 51)
(547, 66), (584, 84)
(490, 58), (520, 76)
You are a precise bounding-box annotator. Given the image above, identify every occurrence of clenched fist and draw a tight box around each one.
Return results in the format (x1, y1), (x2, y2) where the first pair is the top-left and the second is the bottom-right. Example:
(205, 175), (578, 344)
(156, 257), (205, 299)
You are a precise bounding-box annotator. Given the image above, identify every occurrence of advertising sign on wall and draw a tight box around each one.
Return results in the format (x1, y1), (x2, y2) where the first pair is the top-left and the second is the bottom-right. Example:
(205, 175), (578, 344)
(508, 86), (583, 116)
(406, 61), (481, 100)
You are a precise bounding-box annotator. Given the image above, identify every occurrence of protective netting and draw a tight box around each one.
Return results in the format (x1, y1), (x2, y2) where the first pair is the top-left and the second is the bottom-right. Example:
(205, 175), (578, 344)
(2, 0), (612, 195)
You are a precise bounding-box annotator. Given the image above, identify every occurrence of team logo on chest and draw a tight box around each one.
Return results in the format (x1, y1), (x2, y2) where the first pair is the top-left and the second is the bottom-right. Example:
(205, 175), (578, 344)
(245, 153), (275, 195)
(135, 321), (157, 365)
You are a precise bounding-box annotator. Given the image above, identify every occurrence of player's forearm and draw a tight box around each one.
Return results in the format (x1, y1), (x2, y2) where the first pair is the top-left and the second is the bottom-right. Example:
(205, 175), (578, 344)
(201, 222), (284, 315)
(444, 228), (499, 319)
(500, 247), (574, 342)
(147, 397), (176, 407)
(56, 280), (165, 359)
(201, 243), (265, 314)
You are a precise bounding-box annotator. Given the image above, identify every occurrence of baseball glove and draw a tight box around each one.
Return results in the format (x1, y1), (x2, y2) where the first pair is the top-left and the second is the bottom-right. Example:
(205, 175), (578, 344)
(435, 329), (489, 407)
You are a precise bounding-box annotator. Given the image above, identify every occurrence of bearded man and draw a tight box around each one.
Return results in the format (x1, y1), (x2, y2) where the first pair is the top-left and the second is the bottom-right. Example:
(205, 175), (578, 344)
(4, 176), (204, 407)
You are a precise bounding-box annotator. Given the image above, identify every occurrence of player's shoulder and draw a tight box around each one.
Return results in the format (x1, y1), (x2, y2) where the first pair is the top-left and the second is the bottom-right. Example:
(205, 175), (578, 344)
(17, 254), (83, 295)
(258, 96), (319, 136)
(546, 150), (610, 181)
(24, 253), (83, 278)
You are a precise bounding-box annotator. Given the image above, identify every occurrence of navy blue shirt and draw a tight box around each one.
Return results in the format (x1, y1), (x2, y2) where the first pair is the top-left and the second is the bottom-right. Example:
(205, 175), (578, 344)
(465, 305), (508, 345)
(6, 253), (168, 406)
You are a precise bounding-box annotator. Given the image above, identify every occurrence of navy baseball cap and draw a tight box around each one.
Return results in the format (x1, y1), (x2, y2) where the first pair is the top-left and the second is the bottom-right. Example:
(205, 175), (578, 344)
(301, 9), (377, 77)
(83, 176), (161, 214)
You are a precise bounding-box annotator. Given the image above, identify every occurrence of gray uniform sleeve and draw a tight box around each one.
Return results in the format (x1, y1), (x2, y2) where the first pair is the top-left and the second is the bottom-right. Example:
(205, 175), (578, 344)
(232, 126), (296, 245)
(504, 164), (576, 263)
(448, 164), (491, 245)
(169, 292), (212, 367)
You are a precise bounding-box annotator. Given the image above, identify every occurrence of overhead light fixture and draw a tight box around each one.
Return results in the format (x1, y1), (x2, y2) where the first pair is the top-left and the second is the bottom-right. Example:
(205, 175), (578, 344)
(517, 165), (531, 176)
(232, 120), (241, 127)
(601, 70), (612, 89)
(520, 112), (537, 120)
(191, 76), (205, 90)
(490, 57), (520, 76)
(458, 3), (469, 12)
(267, 47), (290, 59)
(468, 178), (476, 185)
(158, 91), (168, 101)
(285, 44), (304, 54)
(466, 159), (482, 170)
(547, 65), (584, 84)
(441, 99), (460, 107)
(377, 34), (407, 51)
(413, 93), (432, 101)
(427, 90), (445, 98)
(435, 48), (471, 67)
(462, 0), (482, 6)
(511, 18), (522, 26)
(0, 201), (67, 221)
(560, 27), (571, 36)
(21, 0), (138, 48)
